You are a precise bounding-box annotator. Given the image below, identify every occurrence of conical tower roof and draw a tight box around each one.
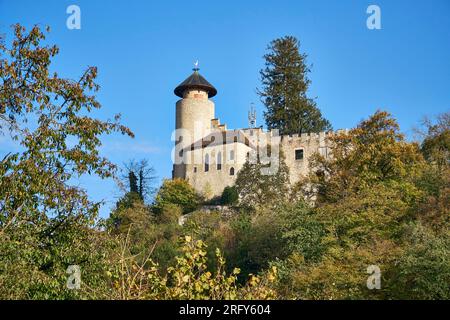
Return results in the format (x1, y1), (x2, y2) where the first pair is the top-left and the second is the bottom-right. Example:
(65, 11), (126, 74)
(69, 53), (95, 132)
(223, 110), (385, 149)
(174, 68), (217, 98)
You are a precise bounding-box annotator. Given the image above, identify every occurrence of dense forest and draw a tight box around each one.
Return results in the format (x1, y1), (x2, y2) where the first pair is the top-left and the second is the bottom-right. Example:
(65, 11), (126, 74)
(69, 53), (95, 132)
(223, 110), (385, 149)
(0, 25), (448, 300)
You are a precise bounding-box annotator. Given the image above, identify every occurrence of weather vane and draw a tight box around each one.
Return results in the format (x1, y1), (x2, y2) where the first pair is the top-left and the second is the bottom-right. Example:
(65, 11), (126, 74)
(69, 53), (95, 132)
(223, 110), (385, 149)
(193, 60), (199, 71)
(248, 103), (257, 128)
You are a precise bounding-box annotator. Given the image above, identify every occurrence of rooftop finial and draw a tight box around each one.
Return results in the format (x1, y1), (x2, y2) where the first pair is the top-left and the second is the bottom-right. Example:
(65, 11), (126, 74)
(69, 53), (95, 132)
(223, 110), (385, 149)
(193, 60), (200, 72)
(248, 103), (257, 128)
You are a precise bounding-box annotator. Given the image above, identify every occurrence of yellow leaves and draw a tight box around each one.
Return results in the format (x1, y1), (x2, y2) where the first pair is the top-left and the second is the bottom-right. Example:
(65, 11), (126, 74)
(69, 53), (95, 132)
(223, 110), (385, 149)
(248, 274), (260, 287)
(129, 236), (277, 300)
(267, 267), (277, 282)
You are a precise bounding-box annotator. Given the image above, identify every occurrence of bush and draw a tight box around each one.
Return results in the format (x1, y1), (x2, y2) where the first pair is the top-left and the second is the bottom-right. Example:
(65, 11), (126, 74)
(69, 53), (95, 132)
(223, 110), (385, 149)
(106, 236), (278, 300)
(154, 179), (201, 214)
(157, 203), (182, 225)
(221, 186), (239, 205)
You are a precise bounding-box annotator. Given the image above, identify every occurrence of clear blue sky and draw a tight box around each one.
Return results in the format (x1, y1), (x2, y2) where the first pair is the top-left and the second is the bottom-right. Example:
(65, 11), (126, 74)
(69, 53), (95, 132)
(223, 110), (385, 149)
(1, 0), (449, 218)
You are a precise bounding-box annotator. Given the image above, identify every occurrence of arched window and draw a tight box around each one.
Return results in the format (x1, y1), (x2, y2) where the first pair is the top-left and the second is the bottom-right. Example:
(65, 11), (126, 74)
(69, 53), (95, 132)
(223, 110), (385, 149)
(205, 154), (209, 172)
(229, 167), (235, 176)
(217, 152), (222, 170)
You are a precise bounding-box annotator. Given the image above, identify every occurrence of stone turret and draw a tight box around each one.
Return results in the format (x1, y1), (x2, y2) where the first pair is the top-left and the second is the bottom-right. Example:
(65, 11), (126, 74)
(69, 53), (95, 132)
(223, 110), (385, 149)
(173, 66), (217, 179)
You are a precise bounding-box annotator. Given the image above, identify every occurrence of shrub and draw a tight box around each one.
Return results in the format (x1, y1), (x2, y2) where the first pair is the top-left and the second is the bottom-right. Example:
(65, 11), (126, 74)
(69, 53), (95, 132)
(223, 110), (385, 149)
(154, 179), (201, 214)
(221, 186), (239, 205)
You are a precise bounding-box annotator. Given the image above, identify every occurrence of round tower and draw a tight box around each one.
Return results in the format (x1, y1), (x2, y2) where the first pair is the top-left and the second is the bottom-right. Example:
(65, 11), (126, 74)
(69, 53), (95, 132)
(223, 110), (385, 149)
(173, 66), (217, 178)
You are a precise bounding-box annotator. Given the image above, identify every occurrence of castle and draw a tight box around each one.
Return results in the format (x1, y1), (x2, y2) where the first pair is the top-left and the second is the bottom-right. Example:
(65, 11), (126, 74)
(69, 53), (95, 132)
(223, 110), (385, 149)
(172, 67), (332, 199)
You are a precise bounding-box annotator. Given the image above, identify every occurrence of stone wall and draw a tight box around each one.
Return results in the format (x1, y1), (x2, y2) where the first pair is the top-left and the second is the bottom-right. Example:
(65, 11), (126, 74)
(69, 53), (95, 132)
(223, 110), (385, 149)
(181, 129), (333, 198)
(280, 132), (331, 185)
(184, 140), (252, 198)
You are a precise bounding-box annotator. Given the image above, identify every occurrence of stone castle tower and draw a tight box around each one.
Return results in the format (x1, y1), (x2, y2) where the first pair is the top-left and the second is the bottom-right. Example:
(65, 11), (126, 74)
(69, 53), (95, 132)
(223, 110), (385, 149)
(172, 67), (332, 199)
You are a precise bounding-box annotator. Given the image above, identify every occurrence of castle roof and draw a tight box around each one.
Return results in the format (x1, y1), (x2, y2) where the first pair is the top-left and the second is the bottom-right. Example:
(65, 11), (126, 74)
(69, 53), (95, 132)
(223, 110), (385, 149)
(174, 69), (217, 98)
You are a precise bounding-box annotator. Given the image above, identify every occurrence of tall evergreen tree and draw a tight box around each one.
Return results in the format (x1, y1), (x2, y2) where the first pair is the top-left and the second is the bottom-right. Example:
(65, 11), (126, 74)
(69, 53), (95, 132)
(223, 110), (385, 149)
(258, 36), (332, 135)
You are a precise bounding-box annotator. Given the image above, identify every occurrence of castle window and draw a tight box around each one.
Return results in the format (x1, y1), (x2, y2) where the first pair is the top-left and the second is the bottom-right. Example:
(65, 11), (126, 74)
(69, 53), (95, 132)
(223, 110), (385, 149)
(295, 149), (304, 160)
(217, 152), (222, 170)
(205, 154), (209, 172)
(233, 136), (238, 143)
(229, 150), (234, 161)
(229, 167), (235, 176)
(194, 167), (197, 173)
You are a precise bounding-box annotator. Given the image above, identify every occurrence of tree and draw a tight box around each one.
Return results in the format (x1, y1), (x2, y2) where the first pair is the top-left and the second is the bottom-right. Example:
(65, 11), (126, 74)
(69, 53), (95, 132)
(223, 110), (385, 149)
(108, 191), (148, 232)
(121, 159), (156, 202)
(221, 186), (238, 205)
(235, 149), (289, 209)
(417, 112), (449, 170)
(0, 24), (133, 298)
(153, 178), (201, 214)
(272, 110), (449, 300)
(306, 110), (424, 203)
(106, 236), (278, 300)
(388, 223), (450, 299)
(258, 36), (331, 135)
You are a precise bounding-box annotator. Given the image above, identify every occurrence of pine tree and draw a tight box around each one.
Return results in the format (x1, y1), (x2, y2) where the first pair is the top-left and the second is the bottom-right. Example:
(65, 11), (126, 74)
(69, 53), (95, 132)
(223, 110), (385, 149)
(258, 36), (332, 135)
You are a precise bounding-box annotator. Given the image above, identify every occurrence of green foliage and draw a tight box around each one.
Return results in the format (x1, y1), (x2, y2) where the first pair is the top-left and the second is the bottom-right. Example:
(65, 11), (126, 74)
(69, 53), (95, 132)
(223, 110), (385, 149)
(306, 110), (424, 203)
(107, 194), (181, 272)
(388, 223), (450, 299)
(0, 24), (132, 299)
(279, 202), (325, 262)
(270, 110), (449, 300)
(235, 150), (290, 209)
(259, 36), (332, 135)
(154, 178), (201, 214)
(419, 112), (449, 169)
(1, 25), (448, 301)
(226, 210), (289, 280)
(105, 236), (278, 300)
(157, 203), (182, 225)
(221, 186), (238, 205)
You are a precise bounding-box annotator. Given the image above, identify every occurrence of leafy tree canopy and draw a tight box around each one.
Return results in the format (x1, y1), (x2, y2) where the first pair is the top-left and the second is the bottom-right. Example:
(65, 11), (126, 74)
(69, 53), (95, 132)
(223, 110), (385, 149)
(0, 24), (133, 299)
(154, 178), (201, 214)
